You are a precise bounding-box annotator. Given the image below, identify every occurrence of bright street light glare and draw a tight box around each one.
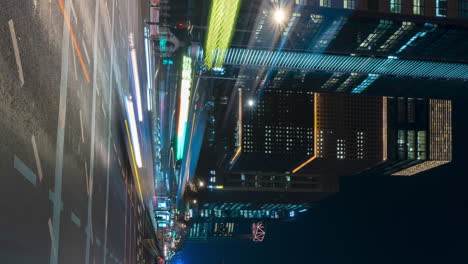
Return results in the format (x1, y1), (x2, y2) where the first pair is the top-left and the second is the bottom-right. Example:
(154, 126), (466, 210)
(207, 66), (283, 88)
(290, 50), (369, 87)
(273, 9), (286, 23)
(248, 99), (255, 107)
(199, 181), (205, 187)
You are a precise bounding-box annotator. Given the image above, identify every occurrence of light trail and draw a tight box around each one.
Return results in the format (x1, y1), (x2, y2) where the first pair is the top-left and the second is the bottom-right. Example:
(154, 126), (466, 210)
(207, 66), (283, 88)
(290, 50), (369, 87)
(57, 0), (91, 82)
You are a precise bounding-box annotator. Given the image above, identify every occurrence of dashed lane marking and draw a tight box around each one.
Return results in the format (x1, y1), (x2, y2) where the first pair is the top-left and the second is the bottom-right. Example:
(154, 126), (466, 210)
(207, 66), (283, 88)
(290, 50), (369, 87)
(79, 110), (84, 143)
(14, 155), (37, 186)
(8, 20), (24, 86)
(101, 102), (106, 119)
(31, 135), (44, 183)
(84, 160), (89, 195)
(48, 218), (57, 257)
(82, 39), (90, 66)
(71, 212), (81, 227)
(72, 42), (78, 81)
(70, 0), (78, 24)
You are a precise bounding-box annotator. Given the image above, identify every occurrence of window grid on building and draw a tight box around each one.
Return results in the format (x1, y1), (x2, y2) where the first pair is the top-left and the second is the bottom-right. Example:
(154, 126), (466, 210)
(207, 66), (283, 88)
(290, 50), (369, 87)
(413, 0), (424, 15)
(320, 0), (332, 8)
(460, 0), (468, 17)
(378, 22), (415, 52)
(429, 99), (452, 161)
(337, 139), (346, 159)
(357, 131), (365, 159)
(390, 0), (402, 13)
(344, 0), (357, 9)
(436, 0), (448, 17)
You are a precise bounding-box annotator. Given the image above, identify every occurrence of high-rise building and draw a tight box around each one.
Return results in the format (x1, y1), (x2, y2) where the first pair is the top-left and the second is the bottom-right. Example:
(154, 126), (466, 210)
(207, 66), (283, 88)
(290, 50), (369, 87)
(195, 0), (468, 99)
(386, 98), (452, 175)
(231, 89), (385, 177)
(347, 97), (452, 176)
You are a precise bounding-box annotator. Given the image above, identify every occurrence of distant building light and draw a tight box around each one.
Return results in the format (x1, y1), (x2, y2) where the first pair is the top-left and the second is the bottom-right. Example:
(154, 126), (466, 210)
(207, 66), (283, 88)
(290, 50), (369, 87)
(212, 67), (225, 72)
(289, 211), (295, 217)
(158, 202), (167, 208)
(209, 176), (216, 182)
(207, 185), (223, 189)
(209, 170), (216, 175)
(299, 209), (307, 213)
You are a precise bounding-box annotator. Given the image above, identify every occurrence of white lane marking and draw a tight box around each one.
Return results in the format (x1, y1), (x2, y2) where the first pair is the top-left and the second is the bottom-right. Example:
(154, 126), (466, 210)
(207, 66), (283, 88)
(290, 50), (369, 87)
(8, 20), (24, 86)
(49, 0), (72, 262)
(70, 0), (78, 24)
(31, 135), (44, 183)
(72, 42), (78, 81)
(101, 102), (106, 119)
(14, 155), (37, 186)
(79, 110), (84, 143)
(84, 161), (89, 195)
(48, 218), (57, 257)
(71, 212), (81, 227)
(82, 39), (90, 65)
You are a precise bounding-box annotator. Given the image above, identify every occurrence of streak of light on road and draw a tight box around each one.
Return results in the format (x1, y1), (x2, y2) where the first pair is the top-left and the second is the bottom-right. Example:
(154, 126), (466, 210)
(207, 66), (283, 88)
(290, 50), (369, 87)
(57, 0), (91, 82)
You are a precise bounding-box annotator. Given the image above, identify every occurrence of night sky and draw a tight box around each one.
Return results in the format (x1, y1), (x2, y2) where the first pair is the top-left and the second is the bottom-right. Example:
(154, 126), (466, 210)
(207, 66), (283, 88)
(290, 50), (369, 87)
(175, 91), (468, 264)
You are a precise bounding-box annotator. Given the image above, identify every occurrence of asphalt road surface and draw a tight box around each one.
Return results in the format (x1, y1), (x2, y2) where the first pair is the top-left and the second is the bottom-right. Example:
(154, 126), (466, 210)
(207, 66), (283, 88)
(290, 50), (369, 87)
(0, 0), (153, 263)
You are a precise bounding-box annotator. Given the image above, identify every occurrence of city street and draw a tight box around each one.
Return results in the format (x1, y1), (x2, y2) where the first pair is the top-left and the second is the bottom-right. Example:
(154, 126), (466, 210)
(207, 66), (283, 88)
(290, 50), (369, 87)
(0, 0), (153, 263)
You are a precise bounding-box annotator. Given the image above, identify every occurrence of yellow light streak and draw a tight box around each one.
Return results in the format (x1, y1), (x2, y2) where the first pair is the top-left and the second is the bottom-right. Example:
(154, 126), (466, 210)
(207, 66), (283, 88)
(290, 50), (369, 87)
(125, 120), (144, 203)
(292, 93), (318, 174)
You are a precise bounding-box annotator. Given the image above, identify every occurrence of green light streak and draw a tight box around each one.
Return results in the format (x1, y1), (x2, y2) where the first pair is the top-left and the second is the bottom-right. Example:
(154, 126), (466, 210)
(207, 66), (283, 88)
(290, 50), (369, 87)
(204, 0), (242, 69)
(176, 122), (187, 160)
(176, 56), (192, 160)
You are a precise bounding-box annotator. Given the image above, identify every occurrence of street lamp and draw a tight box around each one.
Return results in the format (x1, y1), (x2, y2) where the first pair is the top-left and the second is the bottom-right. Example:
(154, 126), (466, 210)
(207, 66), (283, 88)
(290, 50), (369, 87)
(273, 9), (286, 24)
(199, 181), (205, 188)
(247, 99), (255, 107)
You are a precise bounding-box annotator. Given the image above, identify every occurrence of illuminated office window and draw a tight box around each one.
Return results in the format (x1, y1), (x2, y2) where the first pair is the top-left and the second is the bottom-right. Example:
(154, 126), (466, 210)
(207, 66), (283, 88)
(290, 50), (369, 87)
(344, 0), (357, 9)
(378, 22), (415, 52)
(357, 131), (365, 159)
(417, 131), (427, 160)
(358, 20), (393, 50)
(460, 0), (468, 17)
(407, 130), (416, 160)
(390, 0), (402, 13)
(320, 0), (332, 7)
(436, 0), (448, 17)
(397, 130), (407, 160)
(413, 0), (424, 15)
(337, 139), (346, 159)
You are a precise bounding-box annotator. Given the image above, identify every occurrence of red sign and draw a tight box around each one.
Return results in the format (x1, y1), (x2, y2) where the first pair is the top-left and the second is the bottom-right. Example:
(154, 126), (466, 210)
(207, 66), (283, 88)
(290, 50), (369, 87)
(150, 7), (160, 37)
